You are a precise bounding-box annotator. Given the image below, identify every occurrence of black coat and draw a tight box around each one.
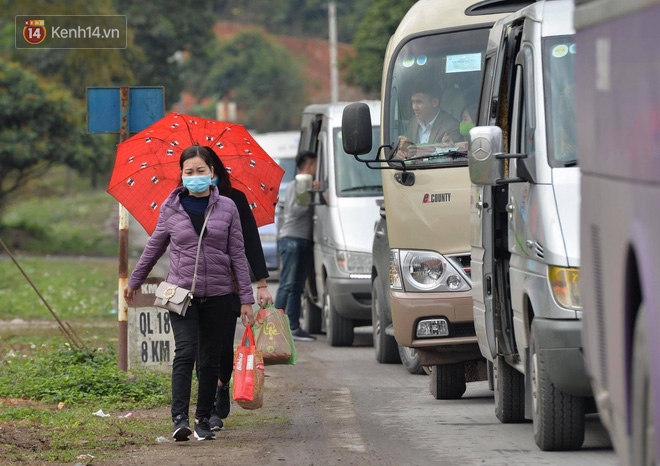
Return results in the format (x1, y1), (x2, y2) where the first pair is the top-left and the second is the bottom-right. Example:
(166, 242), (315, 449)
(229, 188), (269, 281)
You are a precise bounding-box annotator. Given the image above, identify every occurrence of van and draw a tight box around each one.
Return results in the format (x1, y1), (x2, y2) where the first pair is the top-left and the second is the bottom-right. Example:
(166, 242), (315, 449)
(467, 0), (590, 451)
(295, 101), (382, 346)
(342, 0), (525, 395)
(253, 131), (300, 272)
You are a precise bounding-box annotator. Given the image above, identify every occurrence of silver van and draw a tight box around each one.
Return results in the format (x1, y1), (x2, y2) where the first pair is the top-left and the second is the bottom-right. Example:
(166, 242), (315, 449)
(295, 101), (382, 346)
(467, 1), (590, 451)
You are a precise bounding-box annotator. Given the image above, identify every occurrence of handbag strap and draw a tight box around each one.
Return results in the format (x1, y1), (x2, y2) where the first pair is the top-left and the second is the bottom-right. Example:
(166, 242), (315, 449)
(190, 205), (214, 296)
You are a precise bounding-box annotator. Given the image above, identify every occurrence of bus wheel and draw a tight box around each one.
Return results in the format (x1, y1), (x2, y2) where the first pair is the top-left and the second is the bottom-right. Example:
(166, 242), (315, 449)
(372, 278), (399, 363)
(632, 305), (656, 466)
(494, 355), (525, 423)
(397, 344), (425, 375)
(430, 363), (466, 400)
(531, 326), (585, 451)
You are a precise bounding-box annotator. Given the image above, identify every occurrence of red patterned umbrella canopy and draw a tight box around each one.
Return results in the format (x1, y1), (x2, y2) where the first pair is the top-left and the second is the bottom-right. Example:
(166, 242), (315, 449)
(107, 112), (284, 235)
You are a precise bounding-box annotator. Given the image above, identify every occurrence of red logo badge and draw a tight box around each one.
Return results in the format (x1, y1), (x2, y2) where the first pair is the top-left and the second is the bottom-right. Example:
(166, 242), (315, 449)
(23, 20), (46, 45)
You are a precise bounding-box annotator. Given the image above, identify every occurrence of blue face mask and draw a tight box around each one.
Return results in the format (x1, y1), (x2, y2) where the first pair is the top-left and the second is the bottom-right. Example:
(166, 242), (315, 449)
(210, 177), (219, 186)
(182, 174), (211, 193)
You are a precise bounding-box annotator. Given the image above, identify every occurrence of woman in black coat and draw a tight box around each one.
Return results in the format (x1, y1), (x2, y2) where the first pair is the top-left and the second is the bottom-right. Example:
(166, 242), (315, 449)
(203, 146), (273, 431)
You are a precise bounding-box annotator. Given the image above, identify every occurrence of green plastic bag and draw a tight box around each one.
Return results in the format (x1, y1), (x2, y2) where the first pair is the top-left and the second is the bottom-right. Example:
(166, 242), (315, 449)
(252, 304), (298, 365)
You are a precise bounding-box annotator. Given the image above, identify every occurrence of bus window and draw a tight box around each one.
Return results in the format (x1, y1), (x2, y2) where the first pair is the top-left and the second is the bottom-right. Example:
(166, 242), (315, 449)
(386, 28), (490, 167)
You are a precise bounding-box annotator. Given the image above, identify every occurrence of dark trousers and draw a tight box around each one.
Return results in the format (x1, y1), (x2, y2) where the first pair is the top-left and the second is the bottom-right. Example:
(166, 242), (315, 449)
(217, 294), (241, 385)
(275, 237), (312, 330)
(169, 295), (234, 421)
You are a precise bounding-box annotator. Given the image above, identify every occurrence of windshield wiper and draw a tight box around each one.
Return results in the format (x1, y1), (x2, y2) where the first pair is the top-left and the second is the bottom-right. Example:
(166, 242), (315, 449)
(405, 150), (468, 162)
(341, 185), (383, 193)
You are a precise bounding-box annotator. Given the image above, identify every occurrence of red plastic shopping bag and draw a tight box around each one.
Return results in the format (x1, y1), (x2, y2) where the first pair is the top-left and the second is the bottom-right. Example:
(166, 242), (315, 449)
(232, 325), (265, 410)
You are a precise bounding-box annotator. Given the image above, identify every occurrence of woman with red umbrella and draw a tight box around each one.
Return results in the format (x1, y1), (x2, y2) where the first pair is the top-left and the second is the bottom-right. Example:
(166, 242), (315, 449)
(123, 145), (255, 442)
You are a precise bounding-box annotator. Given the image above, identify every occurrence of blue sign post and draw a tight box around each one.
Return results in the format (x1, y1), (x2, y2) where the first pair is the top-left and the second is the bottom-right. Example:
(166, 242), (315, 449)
(87, 86), (164, 371)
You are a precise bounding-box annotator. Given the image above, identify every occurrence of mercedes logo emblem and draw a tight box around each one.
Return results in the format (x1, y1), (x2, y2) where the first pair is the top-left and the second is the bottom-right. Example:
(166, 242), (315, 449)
(471, 137), (492, 162)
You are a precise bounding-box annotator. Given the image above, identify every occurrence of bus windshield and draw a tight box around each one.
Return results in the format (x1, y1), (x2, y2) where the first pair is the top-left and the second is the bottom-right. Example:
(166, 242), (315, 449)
(386, 28), (490, 168)
(543, 36), (577, 167)
(334, 127), (383, 197)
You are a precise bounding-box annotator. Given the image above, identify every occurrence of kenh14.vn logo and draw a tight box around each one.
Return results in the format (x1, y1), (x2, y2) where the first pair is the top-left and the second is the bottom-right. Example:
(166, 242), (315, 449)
(23, 19), (46, 45)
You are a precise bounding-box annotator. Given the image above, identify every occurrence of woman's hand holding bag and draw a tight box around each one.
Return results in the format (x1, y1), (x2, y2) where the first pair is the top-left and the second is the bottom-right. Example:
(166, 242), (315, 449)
(240, 303), (255, 327)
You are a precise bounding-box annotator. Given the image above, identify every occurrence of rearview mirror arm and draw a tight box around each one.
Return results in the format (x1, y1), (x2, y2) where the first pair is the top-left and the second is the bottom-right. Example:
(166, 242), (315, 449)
(493, 152), (529, 184)
(352, 142), (408, 171)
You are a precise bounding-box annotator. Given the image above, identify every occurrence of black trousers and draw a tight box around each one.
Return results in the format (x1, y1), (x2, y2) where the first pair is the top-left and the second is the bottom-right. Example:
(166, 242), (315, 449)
(218, 293), (241, 385)
(169, 295), (234, 421)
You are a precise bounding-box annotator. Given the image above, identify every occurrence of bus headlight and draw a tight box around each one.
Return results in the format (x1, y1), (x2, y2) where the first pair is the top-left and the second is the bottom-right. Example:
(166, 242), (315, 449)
(404, 251), (445, 290)
(395, 250), (471, 292)
(549, 266), (581, 310)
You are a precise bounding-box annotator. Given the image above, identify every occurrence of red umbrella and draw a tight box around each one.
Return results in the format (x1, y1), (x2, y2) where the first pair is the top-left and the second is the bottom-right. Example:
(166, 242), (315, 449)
(107, 112), (285, 235)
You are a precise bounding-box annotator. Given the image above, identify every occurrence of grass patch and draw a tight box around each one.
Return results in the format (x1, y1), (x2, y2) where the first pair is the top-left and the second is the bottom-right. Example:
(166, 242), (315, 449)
(0, 320), (116, 356)
(0, 343), (291, 463)
(0, 190), (117, 256)
(0, 345), (170, 408)
(0, 257), (118, 321)
(0, 344), (172, 461)
(0, 403), (170, 463)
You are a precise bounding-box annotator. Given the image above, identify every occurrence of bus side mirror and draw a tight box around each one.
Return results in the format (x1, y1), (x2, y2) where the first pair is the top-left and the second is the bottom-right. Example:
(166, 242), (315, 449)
(468, 126), (505, 186)
(341, 102), (373, 155)
(468, 126), (528, 185)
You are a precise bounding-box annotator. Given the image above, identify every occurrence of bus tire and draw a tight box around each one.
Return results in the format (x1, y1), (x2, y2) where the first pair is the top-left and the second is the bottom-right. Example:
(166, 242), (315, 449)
(430, 363), (466, 400)
(494, 355), (526, 423)
(397, 344), (425, 375)
(531, 326), (585, 451)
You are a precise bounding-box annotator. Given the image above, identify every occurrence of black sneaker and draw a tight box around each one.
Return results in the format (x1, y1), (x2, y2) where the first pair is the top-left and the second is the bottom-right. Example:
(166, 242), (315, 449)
(209, 413), (224, 431)
(172, 414), (192, 442)
(194, 418), (215, 441)
(291, 327), (316, 341)
(215, 384), (230, 419)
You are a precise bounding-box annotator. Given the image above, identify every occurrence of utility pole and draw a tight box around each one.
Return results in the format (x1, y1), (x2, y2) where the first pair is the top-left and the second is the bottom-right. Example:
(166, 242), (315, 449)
(328, 1), (339, 104)
(117, 86), (130, 371)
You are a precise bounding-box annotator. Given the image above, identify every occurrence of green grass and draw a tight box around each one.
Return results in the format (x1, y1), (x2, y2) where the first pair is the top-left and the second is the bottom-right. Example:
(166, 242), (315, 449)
(0, 164), (117, 256)
(0, 321), (116, 352)
(0, 257), (118, 320)
(0, 345), (171, 407)
(0, 190), (118, 256)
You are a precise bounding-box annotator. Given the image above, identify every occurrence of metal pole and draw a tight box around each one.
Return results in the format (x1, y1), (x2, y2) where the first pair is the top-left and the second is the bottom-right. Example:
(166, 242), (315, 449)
(118, 86), (130, 371)
(329, 1), (339, 104)
(0, 237), (81, 349)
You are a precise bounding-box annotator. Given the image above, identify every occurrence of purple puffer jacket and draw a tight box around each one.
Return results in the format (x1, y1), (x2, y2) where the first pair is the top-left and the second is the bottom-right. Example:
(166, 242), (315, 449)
(128, 186), (254, 305)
